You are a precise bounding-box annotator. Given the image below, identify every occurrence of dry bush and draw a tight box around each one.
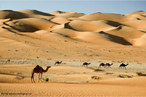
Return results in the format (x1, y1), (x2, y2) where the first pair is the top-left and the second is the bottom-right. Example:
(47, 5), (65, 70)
(136, 72), (146, 76)
(94, 69), (104, 72)
(91, 76), (101, 80)
(105, 72), (114, 75)
(118, 74), (133, 78)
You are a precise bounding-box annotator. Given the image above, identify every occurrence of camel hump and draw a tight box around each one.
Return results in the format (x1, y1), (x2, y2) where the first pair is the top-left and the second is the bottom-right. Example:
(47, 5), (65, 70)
(34, 65), (41, 71)
(35, 65), (40, 68)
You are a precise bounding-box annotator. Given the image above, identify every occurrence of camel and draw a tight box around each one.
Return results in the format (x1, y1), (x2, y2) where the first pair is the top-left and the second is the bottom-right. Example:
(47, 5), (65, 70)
(54, 61), (62, 65)
(82, 62), (91, 67)
(99, 63), (106, 68)
(105, 63), (113, 68)
(31, 65), (51, 83)
(5, 59), (10, 64)
(119, 63), (128, 69)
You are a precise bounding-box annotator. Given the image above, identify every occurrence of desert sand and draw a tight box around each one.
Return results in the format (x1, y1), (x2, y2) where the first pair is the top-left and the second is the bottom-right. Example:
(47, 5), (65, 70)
(0, 10), (146, 97)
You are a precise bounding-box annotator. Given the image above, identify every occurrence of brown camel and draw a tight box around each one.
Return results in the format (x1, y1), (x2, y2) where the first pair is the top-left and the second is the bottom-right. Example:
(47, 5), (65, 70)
(82, 62), (91, 67)
(105, 63), (113, 68)
(54, 61), (62, 65)
(31, 65), (51, 83)
(99, 63), (106, 68)
(119, 63), (128, 69)
(5, 59), (10, 64)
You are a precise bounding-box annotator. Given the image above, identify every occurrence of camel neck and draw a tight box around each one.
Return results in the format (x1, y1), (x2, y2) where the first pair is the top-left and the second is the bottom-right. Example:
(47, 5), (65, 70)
(43, 67), (49, 72)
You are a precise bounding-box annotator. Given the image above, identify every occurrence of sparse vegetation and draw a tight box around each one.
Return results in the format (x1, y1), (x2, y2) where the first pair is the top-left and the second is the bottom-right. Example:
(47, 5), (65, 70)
(64, 35), (69, 38)
(47, 58), (51, 60)
(136, 72), (146, 76)
(105, 72), (114, 75)
(44, 78), (49, 82)
(94, 69), (104, 72)
(16, 76), (24, 80)
(91, 76), (101, 80)
(118, 74), (133, 78)
(64, 40), (68, 42)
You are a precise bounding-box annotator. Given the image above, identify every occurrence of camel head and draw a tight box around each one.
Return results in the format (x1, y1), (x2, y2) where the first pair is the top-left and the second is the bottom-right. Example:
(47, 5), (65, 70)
(43, 66), (51, 72)
(47, 66), (51, 69)
(88, 63), (91, 65)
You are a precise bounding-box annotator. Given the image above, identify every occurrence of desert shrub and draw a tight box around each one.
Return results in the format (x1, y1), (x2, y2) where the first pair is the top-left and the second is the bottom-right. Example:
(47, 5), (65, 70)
(94, 69), (104, 72)
(105, 72), (114, 75)
(16, 76), (24, 80)
(136, 72), (146, 76)
(118, 74), (133, 78)
(44, 78), (49, 82)
(91, 76), (101, 80)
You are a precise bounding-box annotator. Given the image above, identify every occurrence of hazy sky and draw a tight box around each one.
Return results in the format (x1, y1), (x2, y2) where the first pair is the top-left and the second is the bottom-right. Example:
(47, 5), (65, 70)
(0, 0), (146, 14)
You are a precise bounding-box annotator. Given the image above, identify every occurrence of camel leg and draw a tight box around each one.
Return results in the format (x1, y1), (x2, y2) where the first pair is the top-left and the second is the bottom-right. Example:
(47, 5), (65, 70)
(40, 73), (42, 79)
(38, 73), (43, 82)
(40, 73), (43, 82)
(38, 73), (41, 82)
(40, 73), (43, 80)
(38, 74), (40, 79)
(31, 77), (35, 83)
(31, 72), (35, 83)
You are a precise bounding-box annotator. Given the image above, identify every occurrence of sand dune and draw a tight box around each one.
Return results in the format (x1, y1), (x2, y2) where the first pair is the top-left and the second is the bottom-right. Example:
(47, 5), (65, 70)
(0, 10), (28, 19)
(18, 9), (54, 16)
(51, 16), (70, 24)
(1, 18), (57, 32)
(65, 20), (116, 32)
(0, 9), (146, 96)
(0, 10), (146, 46)
(125, 11), (146, 20)
(50, 10), (85, 18)
(0, 10), (146, 61)
(79, 12), (125, 22)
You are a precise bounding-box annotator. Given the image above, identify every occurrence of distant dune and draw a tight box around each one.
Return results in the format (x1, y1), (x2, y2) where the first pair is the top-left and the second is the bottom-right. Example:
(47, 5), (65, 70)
(0, 10), (146, 62)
